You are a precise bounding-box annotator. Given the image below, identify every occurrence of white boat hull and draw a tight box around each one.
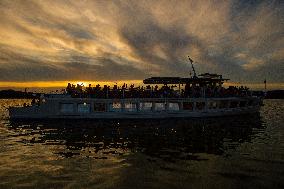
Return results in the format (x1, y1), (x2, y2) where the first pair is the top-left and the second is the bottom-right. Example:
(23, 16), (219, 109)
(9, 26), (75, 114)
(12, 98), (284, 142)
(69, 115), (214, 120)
(8, 97), (261, 119)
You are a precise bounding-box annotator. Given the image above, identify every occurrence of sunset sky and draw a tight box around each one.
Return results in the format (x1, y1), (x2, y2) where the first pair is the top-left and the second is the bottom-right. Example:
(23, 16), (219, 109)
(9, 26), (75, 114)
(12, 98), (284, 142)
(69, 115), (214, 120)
(0, 0), (283, 89)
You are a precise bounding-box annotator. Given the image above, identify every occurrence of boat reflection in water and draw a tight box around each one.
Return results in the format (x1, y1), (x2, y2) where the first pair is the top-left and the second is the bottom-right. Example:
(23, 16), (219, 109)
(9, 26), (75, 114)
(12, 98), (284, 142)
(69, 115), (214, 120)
(7, 114), (263, 161)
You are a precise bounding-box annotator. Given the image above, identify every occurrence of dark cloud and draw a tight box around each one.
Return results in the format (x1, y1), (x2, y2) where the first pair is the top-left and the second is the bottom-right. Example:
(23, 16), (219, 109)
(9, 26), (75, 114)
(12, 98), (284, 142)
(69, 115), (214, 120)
(0, 47), (145, 81)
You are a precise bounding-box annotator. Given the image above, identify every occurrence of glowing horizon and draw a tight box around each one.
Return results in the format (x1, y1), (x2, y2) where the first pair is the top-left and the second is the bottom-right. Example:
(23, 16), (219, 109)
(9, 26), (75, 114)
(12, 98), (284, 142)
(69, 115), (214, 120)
(0, 80), (283, 90)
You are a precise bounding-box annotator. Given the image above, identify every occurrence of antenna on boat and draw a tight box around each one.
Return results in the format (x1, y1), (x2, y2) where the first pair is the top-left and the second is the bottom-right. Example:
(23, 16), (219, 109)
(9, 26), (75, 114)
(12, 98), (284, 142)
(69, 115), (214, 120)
(188, 56), (197, 78)
(264, 78), (267, 97)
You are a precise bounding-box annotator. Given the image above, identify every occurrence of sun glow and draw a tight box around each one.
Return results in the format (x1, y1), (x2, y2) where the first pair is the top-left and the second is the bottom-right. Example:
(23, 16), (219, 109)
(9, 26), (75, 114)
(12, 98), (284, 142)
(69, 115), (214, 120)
(0, 80), (143, 88)
(75, 81), (88, 87)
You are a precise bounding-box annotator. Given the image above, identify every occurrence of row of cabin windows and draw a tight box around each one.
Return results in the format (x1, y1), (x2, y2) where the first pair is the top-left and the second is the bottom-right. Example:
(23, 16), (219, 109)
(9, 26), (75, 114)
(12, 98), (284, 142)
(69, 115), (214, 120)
(60, 100), (255, 113)
(60, 102), (179, 113)
(60, 103), (91, 113)
(108, 102), (180, 112)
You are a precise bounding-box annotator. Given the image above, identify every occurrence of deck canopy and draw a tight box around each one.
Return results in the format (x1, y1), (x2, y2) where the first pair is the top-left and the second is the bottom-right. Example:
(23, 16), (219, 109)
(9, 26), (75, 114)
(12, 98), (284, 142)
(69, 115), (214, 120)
(143, 73), (229, 85)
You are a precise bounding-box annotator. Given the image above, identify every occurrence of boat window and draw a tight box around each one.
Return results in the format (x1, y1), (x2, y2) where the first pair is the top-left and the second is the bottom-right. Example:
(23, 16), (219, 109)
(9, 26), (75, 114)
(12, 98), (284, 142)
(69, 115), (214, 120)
(168, 103), (179, 111)
(94, 103), (106, 112)
(239, 101), (246, 107)
(183, 102), (193, 111)
(219, 101), (229, 109)
(139, 102), (152, 111)
(124, 102), (137, 112)
(60, 103), (73, 113)
(252, 99), (259, 106)
(155, 102), (166, 111)
(208, 101), (218, 109)
(196, 102), (205, 110)
(109, 102), (122, 112)
(78, 103), (90, 113)
(230, 101), (239, 108)
(247, 100), (253, 106)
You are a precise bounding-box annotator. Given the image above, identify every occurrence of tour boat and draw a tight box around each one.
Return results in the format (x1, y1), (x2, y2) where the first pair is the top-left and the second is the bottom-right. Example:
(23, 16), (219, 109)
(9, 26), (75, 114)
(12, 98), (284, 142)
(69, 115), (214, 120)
(8, 58), (262, 119)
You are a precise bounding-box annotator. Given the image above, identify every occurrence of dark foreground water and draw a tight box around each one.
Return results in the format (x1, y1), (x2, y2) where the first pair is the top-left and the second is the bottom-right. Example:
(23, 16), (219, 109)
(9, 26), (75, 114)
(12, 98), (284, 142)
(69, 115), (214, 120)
(0, 99), (283, 189)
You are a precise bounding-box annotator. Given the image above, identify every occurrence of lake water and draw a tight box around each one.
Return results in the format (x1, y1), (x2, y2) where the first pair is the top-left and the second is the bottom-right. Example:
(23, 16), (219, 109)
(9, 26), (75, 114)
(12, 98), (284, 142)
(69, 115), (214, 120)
(0, 99), (283, 189)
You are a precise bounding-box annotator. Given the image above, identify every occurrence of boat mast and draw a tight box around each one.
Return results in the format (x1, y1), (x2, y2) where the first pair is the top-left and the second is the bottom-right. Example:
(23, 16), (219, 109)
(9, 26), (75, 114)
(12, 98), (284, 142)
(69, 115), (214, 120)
(188, 56), (197, 78)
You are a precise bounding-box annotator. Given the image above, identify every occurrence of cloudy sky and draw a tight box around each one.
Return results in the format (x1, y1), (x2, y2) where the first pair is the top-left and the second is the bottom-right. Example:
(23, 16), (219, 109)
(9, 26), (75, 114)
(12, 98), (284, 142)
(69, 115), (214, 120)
(0, 0), (283, 88)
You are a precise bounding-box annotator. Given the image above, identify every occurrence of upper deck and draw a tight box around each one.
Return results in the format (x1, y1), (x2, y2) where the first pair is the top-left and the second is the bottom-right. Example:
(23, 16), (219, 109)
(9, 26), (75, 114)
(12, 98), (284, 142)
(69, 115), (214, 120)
(64, 73), (249, 99)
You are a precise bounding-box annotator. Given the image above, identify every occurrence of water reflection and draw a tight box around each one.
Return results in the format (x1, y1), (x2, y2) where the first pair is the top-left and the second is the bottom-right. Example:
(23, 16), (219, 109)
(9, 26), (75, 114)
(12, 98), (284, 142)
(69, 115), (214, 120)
(7, 114), (264, 161)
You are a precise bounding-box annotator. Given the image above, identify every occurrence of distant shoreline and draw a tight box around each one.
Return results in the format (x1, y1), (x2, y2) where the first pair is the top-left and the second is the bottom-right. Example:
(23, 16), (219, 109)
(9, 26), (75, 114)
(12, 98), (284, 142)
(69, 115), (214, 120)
(0, 89), (283, 99)
(0, 89), (38, 99)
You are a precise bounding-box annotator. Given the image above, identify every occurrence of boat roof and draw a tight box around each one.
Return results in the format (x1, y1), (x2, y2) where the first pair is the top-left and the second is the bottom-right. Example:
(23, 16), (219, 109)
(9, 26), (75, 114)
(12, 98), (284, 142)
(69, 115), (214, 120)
(143, 73), (229, 85)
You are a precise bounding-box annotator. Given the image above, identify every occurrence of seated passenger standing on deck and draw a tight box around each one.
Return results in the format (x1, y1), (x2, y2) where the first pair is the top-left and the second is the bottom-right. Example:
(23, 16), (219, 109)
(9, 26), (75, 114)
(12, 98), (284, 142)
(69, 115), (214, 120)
(66, 83), (73, 94)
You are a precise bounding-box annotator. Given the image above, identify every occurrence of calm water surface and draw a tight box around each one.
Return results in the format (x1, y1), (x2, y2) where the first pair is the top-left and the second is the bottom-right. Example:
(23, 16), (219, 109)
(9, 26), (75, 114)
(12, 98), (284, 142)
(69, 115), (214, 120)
(0, 99), (283, 189)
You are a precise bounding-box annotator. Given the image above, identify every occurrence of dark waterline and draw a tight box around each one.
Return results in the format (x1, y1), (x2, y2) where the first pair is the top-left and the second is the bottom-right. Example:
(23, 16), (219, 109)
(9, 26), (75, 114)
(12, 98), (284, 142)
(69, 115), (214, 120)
(0, 99), (283, 189)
